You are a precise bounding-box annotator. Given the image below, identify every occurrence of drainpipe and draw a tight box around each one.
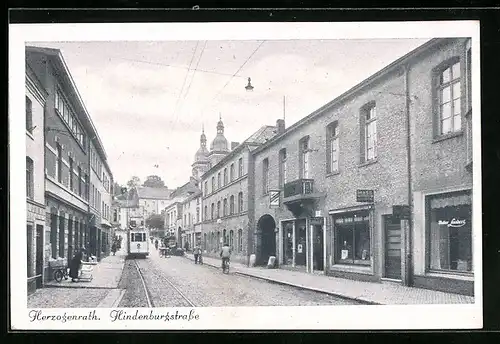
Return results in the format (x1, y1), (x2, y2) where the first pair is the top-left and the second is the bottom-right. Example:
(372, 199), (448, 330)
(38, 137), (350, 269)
(404, 64), (414, 286)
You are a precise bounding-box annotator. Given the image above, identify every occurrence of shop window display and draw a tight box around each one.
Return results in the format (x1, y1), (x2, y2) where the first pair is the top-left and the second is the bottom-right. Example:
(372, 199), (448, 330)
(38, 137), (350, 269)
(334, 211), (371, 265)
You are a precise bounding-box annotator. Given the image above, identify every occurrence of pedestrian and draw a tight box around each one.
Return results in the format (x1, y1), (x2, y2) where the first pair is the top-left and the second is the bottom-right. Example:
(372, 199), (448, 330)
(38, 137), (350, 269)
(184, 240), (189, 252)
(111, 242), (117, 256)
(154, 239), (159, 250)
(69, 249), (84, 282)
(193, 244), (202, 264)
(220, 241), (231, 271)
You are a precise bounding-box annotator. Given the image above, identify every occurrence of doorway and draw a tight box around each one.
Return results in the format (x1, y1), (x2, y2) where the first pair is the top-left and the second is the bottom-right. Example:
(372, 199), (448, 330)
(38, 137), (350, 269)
(257, 214), (276, 265)
(384, 215), (402, 280)
(313, 224), (324, 271)
(35, 224), (44, 288)
(295, 219), (307, 267)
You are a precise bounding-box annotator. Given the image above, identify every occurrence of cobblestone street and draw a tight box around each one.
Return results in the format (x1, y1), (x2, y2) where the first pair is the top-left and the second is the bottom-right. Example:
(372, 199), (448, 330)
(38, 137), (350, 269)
(116, 248), (357, 307)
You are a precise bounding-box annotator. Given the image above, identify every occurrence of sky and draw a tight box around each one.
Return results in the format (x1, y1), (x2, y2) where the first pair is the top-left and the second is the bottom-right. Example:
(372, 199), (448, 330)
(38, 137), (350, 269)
(28, 38), (430, 188)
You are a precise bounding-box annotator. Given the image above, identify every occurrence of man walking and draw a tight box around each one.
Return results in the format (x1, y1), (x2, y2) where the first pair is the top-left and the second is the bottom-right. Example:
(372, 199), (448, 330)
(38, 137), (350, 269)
(193, 243), (202, 264)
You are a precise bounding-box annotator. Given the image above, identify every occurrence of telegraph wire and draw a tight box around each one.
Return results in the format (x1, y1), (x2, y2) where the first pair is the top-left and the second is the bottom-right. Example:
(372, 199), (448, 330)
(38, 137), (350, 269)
(179, 40), (208, 111)
(172, 41), (200, 121)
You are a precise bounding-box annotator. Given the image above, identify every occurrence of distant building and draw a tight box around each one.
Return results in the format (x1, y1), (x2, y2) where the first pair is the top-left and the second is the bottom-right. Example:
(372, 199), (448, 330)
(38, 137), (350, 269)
(128, 186), (173, 220)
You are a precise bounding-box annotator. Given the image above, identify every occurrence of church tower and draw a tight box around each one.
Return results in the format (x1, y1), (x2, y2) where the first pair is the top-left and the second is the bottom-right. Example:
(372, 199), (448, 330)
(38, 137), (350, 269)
(191, 125), (211, 180)
(208, 114), (230, 167)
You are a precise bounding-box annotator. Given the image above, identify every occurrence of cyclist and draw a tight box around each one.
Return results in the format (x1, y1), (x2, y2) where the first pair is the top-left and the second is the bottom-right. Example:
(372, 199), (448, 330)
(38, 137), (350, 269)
(220, 241), (231, 272)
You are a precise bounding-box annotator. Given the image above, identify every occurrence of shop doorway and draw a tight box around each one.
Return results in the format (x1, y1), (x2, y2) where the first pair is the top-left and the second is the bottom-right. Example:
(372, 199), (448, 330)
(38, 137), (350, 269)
(295, 219), (307, 267)
(35, 224), (44, 288)
(313, 225), (324, 271)
(257, 214), (276, 265)
(384, 215), (402, 280)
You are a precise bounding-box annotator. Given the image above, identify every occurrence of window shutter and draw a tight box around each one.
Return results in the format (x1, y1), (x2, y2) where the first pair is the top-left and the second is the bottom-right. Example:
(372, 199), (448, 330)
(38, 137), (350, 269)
(359, 112), (366, 163)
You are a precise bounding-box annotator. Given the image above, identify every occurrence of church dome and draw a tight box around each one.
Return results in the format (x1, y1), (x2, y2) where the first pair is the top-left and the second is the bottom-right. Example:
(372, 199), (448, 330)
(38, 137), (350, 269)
(210, 115), (229, 152)
(194, 129), (209, 162)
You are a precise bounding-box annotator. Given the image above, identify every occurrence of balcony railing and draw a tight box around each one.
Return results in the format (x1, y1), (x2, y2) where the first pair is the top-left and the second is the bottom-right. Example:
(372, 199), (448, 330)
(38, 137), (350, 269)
(283, 179), (314, 198)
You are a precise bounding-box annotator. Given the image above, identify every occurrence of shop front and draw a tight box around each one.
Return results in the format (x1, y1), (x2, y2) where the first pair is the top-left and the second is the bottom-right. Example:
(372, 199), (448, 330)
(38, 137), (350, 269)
(328, 205), (376, 282)
(413, 189), (473, 295)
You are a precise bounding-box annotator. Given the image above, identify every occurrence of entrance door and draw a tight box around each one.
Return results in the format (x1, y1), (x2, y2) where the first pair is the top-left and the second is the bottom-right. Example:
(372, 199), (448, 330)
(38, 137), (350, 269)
(384, 215), (402, 280)
(313, 225), (324, 271)
(295, 220), (307, 266)
(257, 214), (276, 265)
(35, 224), (44, 288)
(67, 218), (73, 260)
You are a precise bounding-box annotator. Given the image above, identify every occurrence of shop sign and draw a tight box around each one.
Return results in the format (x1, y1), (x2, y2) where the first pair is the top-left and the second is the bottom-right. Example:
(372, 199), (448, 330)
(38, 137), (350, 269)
(438, 218), (466, 227)
(356, 189), (374, 203)
(297, 244), (303, 253)
(393, 205), (411, 220)
(269, 190), (280, 207)
(310, 217), (324, 226)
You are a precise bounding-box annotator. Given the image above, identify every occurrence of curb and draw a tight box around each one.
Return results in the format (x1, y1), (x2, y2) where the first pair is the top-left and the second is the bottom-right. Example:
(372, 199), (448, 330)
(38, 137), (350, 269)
(183, 255), (380, 305)
(43, 284), (118, 290)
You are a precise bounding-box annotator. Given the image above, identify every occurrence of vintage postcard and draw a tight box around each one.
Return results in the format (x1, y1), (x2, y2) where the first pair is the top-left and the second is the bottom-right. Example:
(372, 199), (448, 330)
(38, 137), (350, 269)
(9, 20), (482, 330)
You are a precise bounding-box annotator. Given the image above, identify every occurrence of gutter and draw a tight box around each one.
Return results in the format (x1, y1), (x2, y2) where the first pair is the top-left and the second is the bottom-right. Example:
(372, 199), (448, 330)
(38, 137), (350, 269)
(404, 64), (414, 287)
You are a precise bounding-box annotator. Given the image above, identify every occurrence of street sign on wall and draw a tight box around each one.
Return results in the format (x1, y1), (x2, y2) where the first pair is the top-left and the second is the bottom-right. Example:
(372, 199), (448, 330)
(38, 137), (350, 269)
(269, 190), (280, 207)
(393, 205), (411, 220)
(356, 189), (374, 203)
(310, 217), (324, 226)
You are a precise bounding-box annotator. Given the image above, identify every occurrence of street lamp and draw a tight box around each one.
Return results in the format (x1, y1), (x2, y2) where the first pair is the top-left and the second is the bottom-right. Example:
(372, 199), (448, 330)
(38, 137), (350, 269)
(245, 77), (254, 92)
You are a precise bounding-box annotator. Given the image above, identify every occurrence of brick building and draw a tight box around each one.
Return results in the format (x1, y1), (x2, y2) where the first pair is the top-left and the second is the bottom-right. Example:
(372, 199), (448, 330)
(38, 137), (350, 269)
(250, 38), (474, 295)
(199, 120), (277, 264)
(26, 63), (48, 294)
(26, 46), (115, 285)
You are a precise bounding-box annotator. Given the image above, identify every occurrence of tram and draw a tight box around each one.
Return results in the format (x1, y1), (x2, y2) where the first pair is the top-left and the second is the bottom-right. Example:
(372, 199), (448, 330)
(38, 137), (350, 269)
(127, 218), (150, 258)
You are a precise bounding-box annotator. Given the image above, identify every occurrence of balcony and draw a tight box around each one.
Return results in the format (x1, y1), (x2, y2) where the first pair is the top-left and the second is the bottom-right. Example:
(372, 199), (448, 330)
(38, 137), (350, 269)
(284, 178), (314, 198)
(283, 179), (326, 217)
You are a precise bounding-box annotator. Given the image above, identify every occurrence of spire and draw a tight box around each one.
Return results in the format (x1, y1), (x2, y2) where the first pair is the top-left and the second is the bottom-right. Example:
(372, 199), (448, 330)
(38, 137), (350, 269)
(200, 124), (207, 147)
(217, 113), (224, 134)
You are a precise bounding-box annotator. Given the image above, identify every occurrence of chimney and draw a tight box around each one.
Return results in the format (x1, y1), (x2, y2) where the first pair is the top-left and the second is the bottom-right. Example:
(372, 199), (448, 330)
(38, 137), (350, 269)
(276, 119), (285, 135)
(231, 142), (240, 150)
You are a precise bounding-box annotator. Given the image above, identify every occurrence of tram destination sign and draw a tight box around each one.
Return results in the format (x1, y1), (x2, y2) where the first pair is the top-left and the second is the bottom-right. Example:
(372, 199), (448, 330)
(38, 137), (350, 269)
(356, 189), (374, 203)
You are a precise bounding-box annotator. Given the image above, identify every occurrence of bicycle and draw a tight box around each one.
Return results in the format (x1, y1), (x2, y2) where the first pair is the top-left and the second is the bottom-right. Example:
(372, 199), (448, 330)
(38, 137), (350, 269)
(53, 266), (69, 283)
(222, 258), (230, 274)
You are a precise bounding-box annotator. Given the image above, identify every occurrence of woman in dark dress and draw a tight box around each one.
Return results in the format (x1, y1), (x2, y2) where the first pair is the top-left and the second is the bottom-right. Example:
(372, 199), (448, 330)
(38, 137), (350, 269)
(69, 250), (84, 282)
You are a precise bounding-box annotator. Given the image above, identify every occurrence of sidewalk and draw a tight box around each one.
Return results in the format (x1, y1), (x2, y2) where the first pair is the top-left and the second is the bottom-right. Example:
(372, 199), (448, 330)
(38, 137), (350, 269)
(28, 246), (127, 308)
(184, 253), (474, 305)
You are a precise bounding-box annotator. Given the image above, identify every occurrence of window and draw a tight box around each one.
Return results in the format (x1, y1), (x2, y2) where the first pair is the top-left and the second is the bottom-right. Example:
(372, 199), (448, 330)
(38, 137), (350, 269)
(466, 39), (472, 111)
(230, 195), (235, 215)
(217, 172), (221, 189)
(299, 136), (310, 178)
(69, 157), (74, 191)
(279, 149), (287, 188)
(196, 208), (200, 223)
(211, 177), (215, 192)
(238, 192), (244, 212)
(223, 198), (228, 216)
(238, 158), (243, 177)
(59, 213), (65, 258)
(223, 168), (228, 185)
(56, 144), (62, 183)
(436, 60), (462, 135)
(55, 89), (86, 146)
(26, 96), (33, 133)
(333, 211), (371, 266)
(230, 163), (235, 181)
(78, 166), (82, 196)
(50, 213), (57, 259)
(229, 230), (234, 250)
(427, 191), (472, 273)
(84, 174), (89, 200)
(26, 157), (34, 199)
(238, 229), (243, 252)
(204, 205), (208, 220)
(327, 121), (339, 173)
(217, 201), (221, 218)
(211, 203), (215, 220)
(262, 158), (269, 194)
(361, 104), (377, 162)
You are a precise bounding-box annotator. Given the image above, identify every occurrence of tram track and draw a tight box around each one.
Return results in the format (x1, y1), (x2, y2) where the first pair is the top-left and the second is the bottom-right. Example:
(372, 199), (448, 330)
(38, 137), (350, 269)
(132, 258), (197, 308)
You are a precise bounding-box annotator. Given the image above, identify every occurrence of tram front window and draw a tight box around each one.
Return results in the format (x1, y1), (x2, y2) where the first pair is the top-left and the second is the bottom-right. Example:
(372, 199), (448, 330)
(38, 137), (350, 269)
(131, 233), (145, 242)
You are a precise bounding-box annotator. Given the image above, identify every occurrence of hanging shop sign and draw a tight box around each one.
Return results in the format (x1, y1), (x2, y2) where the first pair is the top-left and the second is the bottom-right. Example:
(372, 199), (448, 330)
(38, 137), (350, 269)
(392, 205), (411, 220)
(269, 190), (280, 207)
(356, 189), (374, 203)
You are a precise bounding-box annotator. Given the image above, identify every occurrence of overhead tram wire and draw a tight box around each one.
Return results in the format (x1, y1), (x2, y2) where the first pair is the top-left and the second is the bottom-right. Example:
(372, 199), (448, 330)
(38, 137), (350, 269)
(178, 40), (207, 114)
(172, 41), (200, 123)
(201, 40), (265, 115)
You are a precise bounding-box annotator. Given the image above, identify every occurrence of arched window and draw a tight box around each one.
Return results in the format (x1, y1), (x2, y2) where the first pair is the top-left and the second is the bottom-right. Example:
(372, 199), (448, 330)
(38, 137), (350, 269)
(223, 229), (227, 244)
(216, 231), (221, 250)
(238, 192), (244, 212)
(223, 198), (228, 216)
(238, 229), (243, 252)
(203, 233), (207, 251)
(229, 230), (234, 250)
(211, 203), (214, 220)
(230, 195), (235, 215)
(217, 201), (221, 218)
(223, 168), (228, 185)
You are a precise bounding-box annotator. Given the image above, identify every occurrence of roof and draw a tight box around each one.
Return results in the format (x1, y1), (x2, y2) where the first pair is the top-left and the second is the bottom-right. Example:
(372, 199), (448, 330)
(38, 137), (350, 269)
(25, 45), (113, 177)
(169, 180), (200, 199)
(114, 198), (138, 208)
(251, 37), (444, 155)
(136, 186), (174, 200)
(200, 125), (278, 179)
